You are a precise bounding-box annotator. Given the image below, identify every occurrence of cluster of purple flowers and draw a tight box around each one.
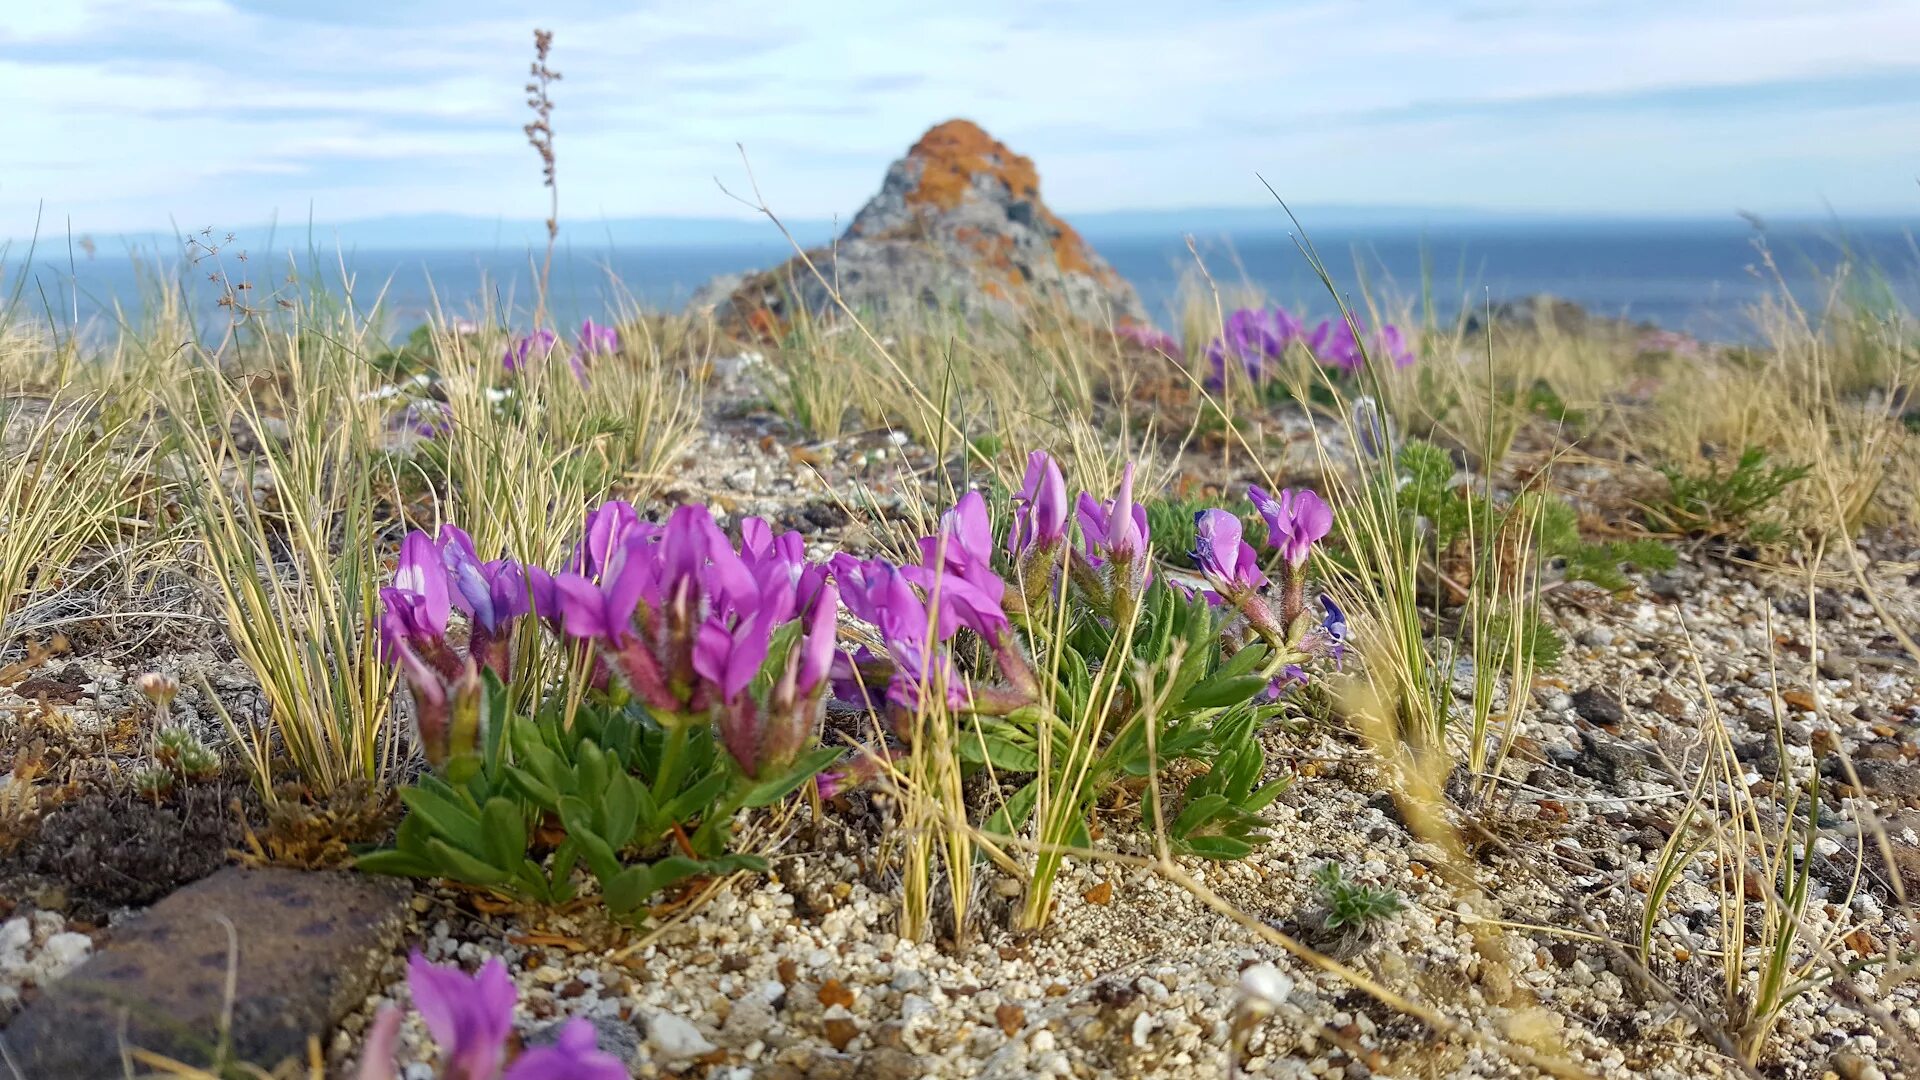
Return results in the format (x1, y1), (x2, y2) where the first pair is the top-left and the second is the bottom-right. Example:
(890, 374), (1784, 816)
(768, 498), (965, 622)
(1205, 306), (1416, 385)
(378, 448), (1348, 796)
(356, 952), (624, 1080)
(379, 501), (837, 782)
(502, 318), (621, 381)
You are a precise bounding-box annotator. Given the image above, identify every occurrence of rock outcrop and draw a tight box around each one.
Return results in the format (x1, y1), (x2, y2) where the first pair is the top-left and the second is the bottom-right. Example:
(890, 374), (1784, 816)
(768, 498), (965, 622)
(697, 120), (1144, 332)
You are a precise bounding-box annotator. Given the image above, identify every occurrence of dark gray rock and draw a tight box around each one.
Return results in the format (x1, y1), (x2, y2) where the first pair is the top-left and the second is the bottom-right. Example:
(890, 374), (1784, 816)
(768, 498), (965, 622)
(1, 867), (409, 1078)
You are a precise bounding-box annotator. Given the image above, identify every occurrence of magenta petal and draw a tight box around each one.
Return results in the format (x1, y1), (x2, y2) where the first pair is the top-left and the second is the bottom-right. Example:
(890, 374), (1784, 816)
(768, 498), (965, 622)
(501, 1017), (627, 1080)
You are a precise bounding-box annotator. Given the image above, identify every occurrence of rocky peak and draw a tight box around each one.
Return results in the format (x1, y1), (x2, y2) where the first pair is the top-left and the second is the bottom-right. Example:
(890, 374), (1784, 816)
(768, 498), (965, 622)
(696, 119), (1144, 333)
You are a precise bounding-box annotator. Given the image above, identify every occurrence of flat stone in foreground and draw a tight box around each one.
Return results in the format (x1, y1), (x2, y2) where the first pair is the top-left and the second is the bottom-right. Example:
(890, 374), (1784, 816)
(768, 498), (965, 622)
(1, 866), (408, 1078)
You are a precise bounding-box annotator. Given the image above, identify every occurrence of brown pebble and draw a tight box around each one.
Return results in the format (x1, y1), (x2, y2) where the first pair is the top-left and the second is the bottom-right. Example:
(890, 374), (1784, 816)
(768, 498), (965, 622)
(994, 1003), (1025, 1036)
(817, 978), (855, 1009)
(822, 1016), (859, 1051)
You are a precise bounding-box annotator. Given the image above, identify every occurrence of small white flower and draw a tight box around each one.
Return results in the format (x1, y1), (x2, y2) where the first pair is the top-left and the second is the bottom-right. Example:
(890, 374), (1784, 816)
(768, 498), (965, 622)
(1238, 962), (1294, 1013)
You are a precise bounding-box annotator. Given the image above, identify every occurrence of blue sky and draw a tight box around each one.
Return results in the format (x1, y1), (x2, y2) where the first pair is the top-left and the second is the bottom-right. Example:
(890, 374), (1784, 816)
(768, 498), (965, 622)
(3, 0), (1918, 236)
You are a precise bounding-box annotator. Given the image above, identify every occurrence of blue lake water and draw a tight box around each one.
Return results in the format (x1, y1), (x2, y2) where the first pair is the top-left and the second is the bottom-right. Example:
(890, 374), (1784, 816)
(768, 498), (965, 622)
(7, 218), (1916, 344)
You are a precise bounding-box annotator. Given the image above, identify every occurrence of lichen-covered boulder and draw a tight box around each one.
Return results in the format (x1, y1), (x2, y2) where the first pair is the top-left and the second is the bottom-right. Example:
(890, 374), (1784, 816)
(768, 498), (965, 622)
(697, 119), (1145, 333)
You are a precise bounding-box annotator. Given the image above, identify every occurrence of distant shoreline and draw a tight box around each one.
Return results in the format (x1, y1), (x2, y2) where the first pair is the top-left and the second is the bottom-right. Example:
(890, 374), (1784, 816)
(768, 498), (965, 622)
(6, 219), (1916, 344)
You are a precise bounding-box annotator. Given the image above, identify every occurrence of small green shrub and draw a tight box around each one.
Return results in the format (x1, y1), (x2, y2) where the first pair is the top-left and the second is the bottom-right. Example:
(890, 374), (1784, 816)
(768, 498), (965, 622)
(1650, 446), (1810, 543)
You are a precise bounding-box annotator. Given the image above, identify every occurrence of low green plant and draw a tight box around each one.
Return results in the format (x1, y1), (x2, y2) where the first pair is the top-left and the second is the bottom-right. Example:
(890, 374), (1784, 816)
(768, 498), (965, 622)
(154, 727), (221, 781)
(360, 675), (830, 922)
(979, 576), (1299, 873)
(1312, 861), (1404, 932)
(1650, 445), (1810, 543)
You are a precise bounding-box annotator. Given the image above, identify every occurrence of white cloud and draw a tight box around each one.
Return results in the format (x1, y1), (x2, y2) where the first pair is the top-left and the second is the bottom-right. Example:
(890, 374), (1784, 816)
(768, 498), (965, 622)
(3, 0), (1918, 234)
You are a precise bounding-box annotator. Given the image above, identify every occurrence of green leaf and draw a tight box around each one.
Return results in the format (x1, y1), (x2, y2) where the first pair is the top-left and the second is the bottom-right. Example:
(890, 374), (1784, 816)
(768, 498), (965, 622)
(737, 746), (841, 809)
(664, 770), (728, 825)
(353, 849), (434, 877)
(400, 786), (488, 859)
(1245, 776), (1291, 813)
(1178, 674), (1268, 711)
(601, 864), (658, 916)
(1181, 835), (1255, 860)
(423, 837), (514, 886)
(647, 855), (710, 894)
(560, 797), (621, 882)
(601, 773), (641, 849)
(984, 781), (1039, 837)
(480, 797), (528, 872)
(504, 766), (562, 811)
(1170, 793), (1233, 837)
(575, 740), (611, 803)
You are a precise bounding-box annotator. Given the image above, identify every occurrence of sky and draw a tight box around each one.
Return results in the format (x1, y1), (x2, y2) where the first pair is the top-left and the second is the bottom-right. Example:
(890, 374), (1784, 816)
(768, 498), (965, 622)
(3, 0), (1919, 239)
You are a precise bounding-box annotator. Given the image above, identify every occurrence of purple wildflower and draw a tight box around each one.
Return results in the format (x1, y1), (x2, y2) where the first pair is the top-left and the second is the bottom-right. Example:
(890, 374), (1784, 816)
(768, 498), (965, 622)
(408, 951), (517, 1080)
(1007, 450), (1069, 560)
(575, 500), (654, 580)
(708, 578), (840, 778)
(1248, 486), (1332, 568)
(380, 531), (451, 657)
(1319, 595), (1348, 667)
(1206, 307), (1303, 386)
(501, 1018), (627, 1080)
(503, 328), (558, 373)
(1307, 317), (1415, 372)
(577, 318), (619, 357)
(1192, 509), (1265, 597)
(353, 1006), (403, 1080)
(1260, 664), (1309, 702)
(1249, 485), (1333, 631)
(1076, 462), (1152, 614)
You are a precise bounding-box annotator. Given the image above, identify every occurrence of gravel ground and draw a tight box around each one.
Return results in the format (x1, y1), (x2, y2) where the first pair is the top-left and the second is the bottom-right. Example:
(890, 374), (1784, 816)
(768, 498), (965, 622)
(2, 371), (1916, 1079)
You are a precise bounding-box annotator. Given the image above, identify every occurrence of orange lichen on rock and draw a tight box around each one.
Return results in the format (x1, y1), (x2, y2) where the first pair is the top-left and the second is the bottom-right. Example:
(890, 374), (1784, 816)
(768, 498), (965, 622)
(905, 119), (1111, 282)
(905, 119), (1041, 212)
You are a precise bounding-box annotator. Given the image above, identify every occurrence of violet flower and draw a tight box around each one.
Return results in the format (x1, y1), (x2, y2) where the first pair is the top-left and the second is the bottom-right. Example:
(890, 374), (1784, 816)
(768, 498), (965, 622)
(503, 328), (558, 373)
(1193, 509), (1266, 597)
(577, 318), (619, 357)
(1076, 462), (1152, 616)
(910, 491), (1010, 640)
(354, 1006), (403, 1080)
(380, 531), (451, 658)
(1007, 450), (1069, 559)
(572, 500), (661, 582)
(1248, 485), (1333, 631)
(1307, 318), (1362, 372)
(435, 526), (530, 680)
(707, 580), (841, 778)
(501, 1019), (627, 1080)
(408, 951), (516, 1080)
(1206, 307), (1303, 386)
(1260, 664), (1309, 702)
(1307, 317), (1414, 372)
(1248, 486), (1332, 568)
(1319, 595), (1348, 667)
(832, 554), (962, 713)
